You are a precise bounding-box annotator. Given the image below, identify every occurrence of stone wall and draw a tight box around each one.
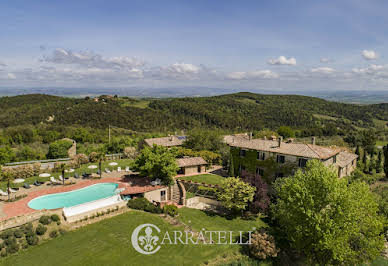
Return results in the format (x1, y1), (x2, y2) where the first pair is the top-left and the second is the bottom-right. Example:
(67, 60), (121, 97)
(0, 209), (62, 231)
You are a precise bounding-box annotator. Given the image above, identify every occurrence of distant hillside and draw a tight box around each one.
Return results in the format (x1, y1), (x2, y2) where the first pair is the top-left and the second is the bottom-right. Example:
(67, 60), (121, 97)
(0, 92), (387, 133)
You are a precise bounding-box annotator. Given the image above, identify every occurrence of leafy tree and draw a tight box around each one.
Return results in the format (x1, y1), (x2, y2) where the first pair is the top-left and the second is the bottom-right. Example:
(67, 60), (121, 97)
(217, 177), (255, 213)
(133, 145), (178, 185)
(0, 146), (15, 164)
(183, 129), (223, 152)
(47, 140), (73, 159)
(360, 129), (377, 155)
(1, 166), (14, 200)
(241, 170), (270, 213)
(272, 160), (384, 265)
(277, 126), (295, 139)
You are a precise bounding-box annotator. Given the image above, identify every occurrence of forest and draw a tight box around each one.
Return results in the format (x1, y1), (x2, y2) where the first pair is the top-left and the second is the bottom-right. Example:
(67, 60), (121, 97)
(1, 92), (388, 163)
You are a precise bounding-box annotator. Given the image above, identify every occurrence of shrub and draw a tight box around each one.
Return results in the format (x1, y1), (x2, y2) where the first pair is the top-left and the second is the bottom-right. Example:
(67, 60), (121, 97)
(49, 230), (58, 238)
(51, 214), (60, 222)
(144, 204), (162, 214)
(127, 197), (150, 210)
(73, 153), (89, 165)
(25, 228), (34, 237)
(57, 221), (61, 225)
(26, 235), (39, 246)
(22, 242), (29, 249)
(13, 229), (23, 238)
(0, 242), (4, 249)
(4, 237), (16, 246)
(39, 215), (51, 225)
(5, 243), (19, 254)
(21, 222), (33, 234)
(0, 230), (13, 240)
(0, 249), (6, 257)
(249, 231), (279, 260)
(123, 147), (138, 159)
(88, 152), (99, 163)
(163, 205), (178, 217)
(36, 224), (47, 236)
(59, 229), (66, 235)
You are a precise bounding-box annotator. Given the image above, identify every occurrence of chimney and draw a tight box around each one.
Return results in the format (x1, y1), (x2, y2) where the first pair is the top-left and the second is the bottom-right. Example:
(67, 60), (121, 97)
(278, 136), (283, 147)
(311, 137), (316, 145)
(249, 132), (252, 141)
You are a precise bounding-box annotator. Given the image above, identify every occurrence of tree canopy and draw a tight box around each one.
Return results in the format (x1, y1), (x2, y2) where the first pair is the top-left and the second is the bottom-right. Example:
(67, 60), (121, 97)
(133, 145), (179, 185)
(272, 160), (384, 265)
(217, 177), (256, 213)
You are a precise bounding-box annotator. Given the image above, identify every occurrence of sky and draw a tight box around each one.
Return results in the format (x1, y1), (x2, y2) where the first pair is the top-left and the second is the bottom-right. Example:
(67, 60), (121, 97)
(1, 0), (388, 91)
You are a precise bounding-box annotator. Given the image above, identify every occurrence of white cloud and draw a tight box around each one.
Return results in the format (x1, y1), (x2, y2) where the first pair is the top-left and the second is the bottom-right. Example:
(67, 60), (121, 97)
(320, 57), (330, 63)
(311, 67), (335, 74)
(7, 73), (16, 79)
(0, 61), (7, 68)
(44, 48), (145, 69)
(227, 70), (279, 80)
(361, 50), (378, 60)
(268, 56), (296, 65)
(352, 64), (385, 74)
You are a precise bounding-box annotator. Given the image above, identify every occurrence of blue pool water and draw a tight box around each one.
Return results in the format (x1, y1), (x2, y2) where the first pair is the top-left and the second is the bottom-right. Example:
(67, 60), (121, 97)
(28, 183), (119, 210)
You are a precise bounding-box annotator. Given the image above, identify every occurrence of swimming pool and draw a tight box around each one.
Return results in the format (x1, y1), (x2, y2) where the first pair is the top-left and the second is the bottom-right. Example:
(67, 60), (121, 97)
(28, 183), (119, 210)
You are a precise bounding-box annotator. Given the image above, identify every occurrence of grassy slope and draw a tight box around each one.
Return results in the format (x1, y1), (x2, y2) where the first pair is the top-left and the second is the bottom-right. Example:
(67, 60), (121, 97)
(0, 209), (266, 266)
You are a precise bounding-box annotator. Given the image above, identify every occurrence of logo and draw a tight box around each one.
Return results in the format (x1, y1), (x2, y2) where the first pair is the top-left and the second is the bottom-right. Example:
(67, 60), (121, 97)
(131, 223), (161, 255)
(131, 223), (253, 255)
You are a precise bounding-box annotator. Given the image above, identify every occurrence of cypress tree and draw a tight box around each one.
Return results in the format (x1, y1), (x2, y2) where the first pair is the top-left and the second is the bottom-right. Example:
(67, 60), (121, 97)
(377, 150), (383, 173)
(384, 145), (388, 178)
(362, 151), (367, 165)
(355, 146), (360, 160)
(228, 156), (235, 177)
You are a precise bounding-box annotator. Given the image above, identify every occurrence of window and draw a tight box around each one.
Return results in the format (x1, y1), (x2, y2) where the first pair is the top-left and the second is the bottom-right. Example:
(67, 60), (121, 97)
(298, 158), (308, 168)
(276, 155), (285, 164)
(160, 190), (166, 201)
(333, 155), (337, 164)
(240, 149), (246, 157)
(257, 151), (265, 160)
(256, 168), (264, 176)
(275, 172), (284, 178)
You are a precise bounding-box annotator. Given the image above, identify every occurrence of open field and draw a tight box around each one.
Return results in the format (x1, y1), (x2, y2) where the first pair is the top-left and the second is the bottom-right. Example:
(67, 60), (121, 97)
(0, 209), (267, 266)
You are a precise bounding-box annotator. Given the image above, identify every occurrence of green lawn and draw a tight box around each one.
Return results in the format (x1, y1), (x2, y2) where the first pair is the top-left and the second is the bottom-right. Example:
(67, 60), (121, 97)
(178, 174), (225, 185)
(0, 209), (266, 266)
(177, 207), (266, 232)
(1, 159), (133, 190)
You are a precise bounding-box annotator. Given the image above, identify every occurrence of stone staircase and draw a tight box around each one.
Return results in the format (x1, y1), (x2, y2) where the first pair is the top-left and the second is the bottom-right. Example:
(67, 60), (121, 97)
(171, 181), (181, 204)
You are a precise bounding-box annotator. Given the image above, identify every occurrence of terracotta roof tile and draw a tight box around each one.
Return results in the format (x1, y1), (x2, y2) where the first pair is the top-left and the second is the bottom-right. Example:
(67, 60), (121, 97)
(229, 138), (341, 160)
(177, 157), (207, 167)
(144, 136), (186, 147)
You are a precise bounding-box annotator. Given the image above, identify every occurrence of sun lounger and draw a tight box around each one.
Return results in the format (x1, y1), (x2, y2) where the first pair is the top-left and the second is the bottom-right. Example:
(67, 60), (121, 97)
(23, 183), (31, 189)
(0, 189), (8, 196)
(97, 170), (101, 175)
(105, 168), (111, 173)
(58, 175), (64, 181)
(50, 176), (61, 184)
(125, 166), (130, 172)
(9, 188), (17, 193)
(117, 167), (121, 172)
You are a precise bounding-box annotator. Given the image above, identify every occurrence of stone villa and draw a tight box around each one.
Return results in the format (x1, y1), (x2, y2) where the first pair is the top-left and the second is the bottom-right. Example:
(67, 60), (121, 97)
(227, 134), (357, 178)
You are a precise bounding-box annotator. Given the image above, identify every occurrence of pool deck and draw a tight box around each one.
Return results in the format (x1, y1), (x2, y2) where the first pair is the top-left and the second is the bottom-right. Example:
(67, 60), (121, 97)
(1, 173), (129, 220)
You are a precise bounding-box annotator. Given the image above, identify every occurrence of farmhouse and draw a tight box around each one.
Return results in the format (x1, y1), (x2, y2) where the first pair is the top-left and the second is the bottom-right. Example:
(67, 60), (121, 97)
(228, 135), (357, 178)
(144, 135), (187, 147)
(176, 156), (207, 176)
